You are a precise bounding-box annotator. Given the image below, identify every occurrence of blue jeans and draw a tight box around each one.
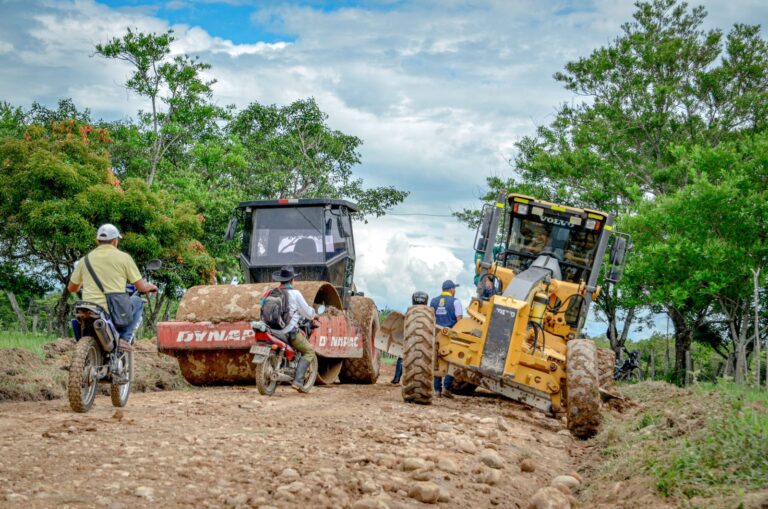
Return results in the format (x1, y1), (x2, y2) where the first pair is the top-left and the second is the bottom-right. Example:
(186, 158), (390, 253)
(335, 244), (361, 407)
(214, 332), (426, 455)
(116, 294), (144, 341)
(434, 374), (454, 392)
(392, 357), (403, 382)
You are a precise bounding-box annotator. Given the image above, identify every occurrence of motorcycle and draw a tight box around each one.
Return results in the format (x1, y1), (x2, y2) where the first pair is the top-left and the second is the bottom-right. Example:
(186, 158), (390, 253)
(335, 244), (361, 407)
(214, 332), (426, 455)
(68, 259), (161, 413)
(614, 348), (643, 382)
(250, 319), (319, 395)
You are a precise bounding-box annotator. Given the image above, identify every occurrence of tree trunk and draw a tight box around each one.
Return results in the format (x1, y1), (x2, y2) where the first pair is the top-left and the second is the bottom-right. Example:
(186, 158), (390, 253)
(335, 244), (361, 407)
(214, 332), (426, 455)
(735, 340), (748, 384)
(669, 307), (691, 385)
(7, 291), (29, 333)
(54, 289), (71, 336)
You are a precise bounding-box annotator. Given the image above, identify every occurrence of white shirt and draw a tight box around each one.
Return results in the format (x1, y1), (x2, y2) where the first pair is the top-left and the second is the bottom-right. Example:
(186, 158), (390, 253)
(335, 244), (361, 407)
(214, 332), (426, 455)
(274, 287), (316, 335)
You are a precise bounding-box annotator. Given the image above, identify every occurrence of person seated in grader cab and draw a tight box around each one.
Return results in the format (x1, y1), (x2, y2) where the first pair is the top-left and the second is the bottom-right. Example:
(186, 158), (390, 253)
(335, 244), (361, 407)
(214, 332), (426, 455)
(260, 266), (320, 391)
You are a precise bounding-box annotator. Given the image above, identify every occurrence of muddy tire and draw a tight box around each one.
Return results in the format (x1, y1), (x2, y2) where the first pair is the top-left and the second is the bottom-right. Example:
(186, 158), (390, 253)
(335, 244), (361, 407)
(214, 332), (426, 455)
(110, 350), (134, 408)
(68, 336), (101, 413)
(566, 339), (602, 439)
(255, 353), (279, 396)
(339, 296), (381, 384)
(401, 305), (435, 405)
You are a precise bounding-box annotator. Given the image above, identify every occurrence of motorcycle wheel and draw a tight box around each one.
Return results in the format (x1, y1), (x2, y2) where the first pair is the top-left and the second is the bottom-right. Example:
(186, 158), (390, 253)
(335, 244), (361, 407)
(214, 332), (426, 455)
(255, 353), (279, 396)
(110, 350), (134, 407)
(296, 356), (319, 394)
(628, 368), (643, 383)
(68, 336), (102, 413)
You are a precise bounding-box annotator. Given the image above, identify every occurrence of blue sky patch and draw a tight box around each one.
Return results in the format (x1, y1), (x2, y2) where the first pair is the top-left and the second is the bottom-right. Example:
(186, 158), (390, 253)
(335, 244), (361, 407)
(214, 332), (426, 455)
(95, 0), (293, 44)
(96, 0), (405, 44)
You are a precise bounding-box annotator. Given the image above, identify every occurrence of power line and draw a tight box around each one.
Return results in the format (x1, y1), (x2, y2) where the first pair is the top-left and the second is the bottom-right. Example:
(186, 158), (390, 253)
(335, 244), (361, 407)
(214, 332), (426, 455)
(387, 212), (457, 217)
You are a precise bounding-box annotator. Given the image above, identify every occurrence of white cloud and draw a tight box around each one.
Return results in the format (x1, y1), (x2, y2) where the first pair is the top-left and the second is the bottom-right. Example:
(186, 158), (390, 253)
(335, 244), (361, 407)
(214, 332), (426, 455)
(354, 215), (475, 312)
(0, 41), (13, 54)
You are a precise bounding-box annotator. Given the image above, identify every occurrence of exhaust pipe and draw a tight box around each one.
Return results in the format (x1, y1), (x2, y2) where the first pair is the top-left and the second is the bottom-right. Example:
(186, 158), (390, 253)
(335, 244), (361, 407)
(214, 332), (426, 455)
(93, 319), (117, 353)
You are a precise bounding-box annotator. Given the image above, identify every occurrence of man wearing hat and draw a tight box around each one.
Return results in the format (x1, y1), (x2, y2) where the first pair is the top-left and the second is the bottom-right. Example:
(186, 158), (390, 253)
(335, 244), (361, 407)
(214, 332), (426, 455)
(265, 266), (318, 391)
(68, 224), (158, 343)
(429, 280), (463, 398)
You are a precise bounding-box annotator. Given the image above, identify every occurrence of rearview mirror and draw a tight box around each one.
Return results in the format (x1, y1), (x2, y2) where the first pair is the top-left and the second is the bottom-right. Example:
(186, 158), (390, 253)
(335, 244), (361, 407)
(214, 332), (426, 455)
(474, 204), (493, 252)
(146, 259), (162, 272)
(606, 236), (629, 283)
(224, 216), (238, 241)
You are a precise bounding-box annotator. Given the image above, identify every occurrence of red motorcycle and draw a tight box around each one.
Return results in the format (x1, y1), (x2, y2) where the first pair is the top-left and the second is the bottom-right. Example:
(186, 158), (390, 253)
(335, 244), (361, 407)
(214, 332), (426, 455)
(250, 319), (318, 395)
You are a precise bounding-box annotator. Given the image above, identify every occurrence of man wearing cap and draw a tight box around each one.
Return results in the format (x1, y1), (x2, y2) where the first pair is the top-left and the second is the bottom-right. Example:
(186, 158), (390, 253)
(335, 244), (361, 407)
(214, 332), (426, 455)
(263, 266), (318, 391)
(429, 280), (463, 398)
(67, 224), (158, 344)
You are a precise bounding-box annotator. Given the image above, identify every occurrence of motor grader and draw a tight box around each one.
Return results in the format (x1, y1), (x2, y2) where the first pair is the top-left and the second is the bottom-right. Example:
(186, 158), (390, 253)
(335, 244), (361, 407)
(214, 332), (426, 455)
(376, 193), (629, 438)
(156, 198), (381, 386)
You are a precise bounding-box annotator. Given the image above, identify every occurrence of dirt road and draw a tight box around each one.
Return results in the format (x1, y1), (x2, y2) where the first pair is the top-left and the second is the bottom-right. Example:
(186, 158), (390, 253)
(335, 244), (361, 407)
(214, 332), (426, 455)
(0, 372), (583, 508)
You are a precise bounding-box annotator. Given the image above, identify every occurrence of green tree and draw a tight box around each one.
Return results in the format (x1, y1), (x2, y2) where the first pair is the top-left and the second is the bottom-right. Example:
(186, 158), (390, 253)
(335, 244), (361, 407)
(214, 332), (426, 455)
(229, 98), (408, 217)
(627, 132), (768, 382)
(0, 121), (215, 332)
(96, 28), (220, 186)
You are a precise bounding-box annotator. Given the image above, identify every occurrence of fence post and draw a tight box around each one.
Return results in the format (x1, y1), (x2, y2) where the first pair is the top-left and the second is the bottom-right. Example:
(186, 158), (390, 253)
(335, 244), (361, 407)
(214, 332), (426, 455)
(7, 291), (29, 333)
(650, 351), (655, 380)
(685, 350), (692, 386)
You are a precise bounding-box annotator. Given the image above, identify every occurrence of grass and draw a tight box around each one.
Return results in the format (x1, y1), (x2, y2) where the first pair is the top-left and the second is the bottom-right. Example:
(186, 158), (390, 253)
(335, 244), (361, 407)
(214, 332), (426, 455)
(0, 330), (58, 357)
(585, 381), (768, 507)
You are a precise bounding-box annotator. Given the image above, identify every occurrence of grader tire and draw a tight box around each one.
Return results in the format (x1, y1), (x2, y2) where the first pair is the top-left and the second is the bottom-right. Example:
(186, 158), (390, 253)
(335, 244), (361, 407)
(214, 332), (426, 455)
(339, 296), (381, 384)
(401, 305), (435, 405)
(566, 339), (602, 439)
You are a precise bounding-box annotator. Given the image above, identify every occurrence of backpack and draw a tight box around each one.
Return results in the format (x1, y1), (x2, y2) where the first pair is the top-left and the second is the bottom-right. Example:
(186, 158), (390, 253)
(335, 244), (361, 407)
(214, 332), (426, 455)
(261, 287), (291, 330)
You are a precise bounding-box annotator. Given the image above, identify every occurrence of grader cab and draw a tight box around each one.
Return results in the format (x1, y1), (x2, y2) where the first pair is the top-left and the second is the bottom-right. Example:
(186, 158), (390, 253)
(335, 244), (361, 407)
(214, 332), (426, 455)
(376, 193), (628, 438)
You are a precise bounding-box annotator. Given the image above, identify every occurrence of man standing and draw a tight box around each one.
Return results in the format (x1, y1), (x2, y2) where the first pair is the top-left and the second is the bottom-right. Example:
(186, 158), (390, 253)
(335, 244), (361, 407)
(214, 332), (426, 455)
(68, 224), (157, 344)
(263, 266), (319, 391)
(429, 280), (463, 398)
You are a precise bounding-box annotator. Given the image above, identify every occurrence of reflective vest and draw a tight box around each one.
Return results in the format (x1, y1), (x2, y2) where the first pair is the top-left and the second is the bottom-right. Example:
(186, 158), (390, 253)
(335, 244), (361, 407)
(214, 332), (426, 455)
(430, 293), (458, 327)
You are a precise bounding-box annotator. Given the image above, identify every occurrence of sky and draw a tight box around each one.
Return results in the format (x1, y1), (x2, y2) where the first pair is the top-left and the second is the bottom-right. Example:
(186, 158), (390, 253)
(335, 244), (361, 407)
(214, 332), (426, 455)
(1, 0), (766, 338)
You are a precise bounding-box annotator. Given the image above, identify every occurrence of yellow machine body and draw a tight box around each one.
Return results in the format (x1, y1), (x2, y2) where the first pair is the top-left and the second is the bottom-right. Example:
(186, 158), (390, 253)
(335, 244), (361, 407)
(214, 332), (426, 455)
(433, 193), (615, 413)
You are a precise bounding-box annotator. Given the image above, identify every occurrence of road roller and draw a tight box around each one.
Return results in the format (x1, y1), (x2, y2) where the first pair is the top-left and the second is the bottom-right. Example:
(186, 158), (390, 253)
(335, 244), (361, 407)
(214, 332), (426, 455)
(156, 198), (381, 386)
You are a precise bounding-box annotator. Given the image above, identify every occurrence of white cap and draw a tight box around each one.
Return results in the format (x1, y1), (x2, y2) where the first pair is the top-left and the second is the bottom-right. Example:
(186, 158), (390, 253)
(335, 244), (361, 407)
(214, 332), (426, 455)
(96, 223), (122, 241)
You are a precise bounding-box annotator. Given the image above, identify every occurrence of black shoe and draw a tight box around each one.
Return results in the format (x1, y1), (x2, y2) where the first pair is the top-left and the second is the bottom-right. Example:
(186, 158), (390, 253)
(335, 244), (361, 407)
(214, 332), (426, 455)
(390, 379), (400, 385)
(291, 358), (311, 391)
(442, 389), (455, 399)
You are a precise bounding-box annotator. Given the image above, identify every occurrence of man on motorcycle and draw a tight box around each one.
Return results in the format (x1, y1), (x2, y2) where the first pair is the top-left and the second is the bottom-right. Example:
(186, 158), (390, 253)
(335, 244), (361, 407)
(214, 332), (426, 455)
(265, 266), (318, 391)
(67, 224), (157, 344)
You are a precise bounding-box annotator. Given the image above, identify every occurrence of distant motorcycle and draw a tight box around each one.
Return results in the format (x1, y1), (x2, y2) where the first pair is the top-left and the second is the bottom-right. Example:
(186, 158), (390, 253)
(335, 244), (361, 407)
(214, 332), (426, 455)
(614, 348), (643, 382)
(68, 260), (161, 412)
(250, 319), (319, 395)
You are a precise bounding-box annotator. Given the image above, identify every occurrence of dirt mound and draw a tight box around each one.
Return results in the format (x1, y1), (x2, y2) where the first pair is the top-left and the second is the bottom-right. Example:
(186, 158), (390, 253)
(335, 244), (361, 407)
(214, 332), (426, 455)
(0, 338), (188, 403)
(0, 348), (65, 402)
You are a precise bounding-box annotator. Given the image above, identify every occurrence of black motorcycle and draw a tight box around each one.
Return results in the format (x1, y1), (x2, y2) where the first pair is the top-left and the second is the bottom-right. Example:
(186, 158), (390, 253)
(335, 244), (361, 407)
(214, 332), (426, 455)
(614, 348), (643, 382)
